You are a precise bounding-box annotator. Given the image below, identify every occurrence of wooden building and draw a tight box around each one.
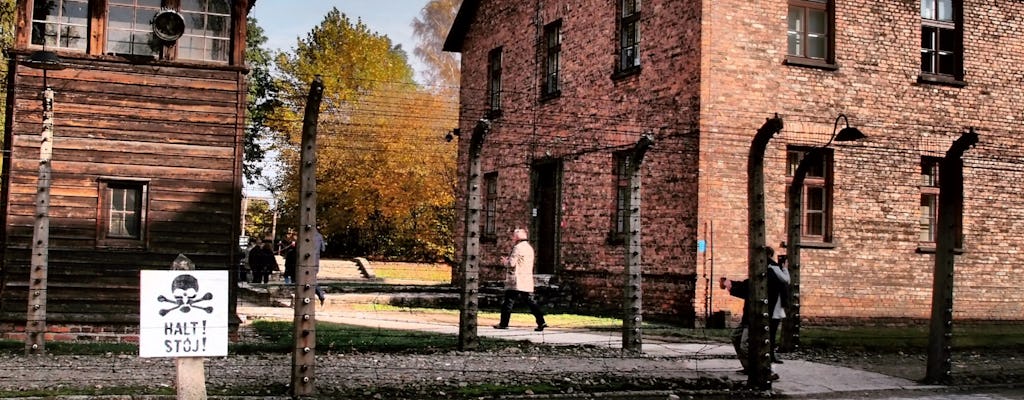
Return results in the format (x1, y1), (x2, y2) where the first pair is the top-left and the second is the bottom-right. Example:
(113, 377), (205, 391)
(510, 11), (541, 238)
(0, 0), (253, 339)
(446, 0), (1024, 326)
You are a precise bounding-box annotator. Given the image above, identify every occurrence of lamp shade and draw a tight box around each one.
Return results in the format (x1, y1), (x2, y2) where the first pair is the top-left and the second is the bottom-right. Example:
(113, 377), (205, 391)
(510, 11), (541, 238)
(834, 126), (866, 142)
(22, 51), (65, 71)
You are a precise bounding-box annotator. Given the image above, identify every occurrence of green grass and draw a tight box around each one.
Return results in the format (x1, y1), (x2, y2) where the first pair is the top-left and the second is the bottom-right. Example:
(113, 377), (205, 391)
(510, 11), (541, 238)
(353, 303), (678, 329)
(0, 339), (137, 355)
(234, 319), (549, 354)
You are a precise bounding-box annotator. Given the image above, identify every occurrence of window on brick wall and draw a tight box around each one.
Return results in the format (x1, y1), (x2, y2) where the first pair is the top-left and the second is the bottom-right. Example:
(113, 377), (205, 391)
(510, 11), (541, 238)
(610, 151), (632, 243)
(786, 0), (835, 69)
(483, 172), (498, 242)
(542, 20), (562, 99)
(919, 157), (941, 243)
(616, 0), (641, 77)
(487, 47), (502, 115)
(920, 0), (964, 84)
(786, 148), (833, 243)
(918, 157), (963, 251)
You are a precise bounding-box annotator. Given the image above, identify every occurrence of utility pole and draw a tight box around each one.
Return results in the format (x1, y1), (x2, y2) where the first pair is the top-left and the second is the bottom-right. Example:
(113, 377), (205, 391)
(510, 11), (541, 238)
(622, 134), (653, 353)
(458, 118), (489, 351)
(291, 77), (324, 397)
(925, 128), (978, 384)
(747, 115), (783, 389)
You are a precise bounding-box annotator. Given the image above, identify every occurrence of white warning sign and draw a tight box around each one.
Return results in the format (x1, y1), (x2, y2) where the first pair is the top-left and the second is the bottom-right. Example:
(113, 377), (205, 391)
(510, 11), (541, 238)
(139, 270), (229, 358)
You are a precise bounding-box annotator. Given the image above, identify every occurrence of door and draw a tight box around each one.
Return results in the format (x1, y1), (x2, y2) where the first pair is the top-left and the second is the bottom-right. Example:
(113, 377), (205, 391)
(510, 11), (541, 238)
(531, 161), (560, 275)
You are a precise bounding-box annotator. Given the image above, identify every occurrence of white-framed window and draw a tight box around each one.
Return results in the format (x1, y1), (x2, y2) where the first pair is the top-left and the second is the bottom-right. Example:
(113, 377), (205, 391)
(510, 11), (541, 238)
(179, 0), (232, 62)
(98, 179), (149, 248)
(31, 0), (89, 51)
(107, 0), (163, 57)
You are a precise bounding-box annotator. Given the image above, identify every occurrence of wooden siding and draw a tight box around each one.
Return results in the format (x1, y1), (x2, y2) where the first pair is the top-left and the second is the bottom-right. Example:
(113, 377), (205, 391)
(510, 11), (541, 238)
(0, 53), (245, 326)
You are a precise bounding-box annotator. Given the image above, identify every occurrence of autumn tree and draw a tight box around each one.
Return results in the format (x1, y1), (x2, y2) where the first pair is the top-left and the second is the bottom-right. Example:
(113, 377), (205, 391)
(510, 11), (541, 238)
(411, 0), (462, 90)
(268, 9), (457, 260)
(243, 198), (275, 240)
(0, 0), (16, 148)
(244, 17), (279, 185)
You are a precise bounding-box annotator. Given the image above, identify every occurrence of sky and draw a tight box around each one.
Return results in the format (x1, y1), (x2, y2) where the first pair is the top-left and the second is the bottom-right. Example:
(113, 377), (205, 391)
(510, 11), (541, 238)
(245, 0), (434, 199)
(250, 0), (431, 82)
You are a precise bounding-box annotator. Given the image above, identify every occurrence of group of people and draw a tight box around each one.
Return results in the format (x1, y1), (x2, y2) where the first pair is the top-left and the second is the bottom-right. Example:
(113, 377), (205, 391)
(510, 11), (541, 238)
(246, 239), (278, 284)
(247, 227), (328, 306)
(720, 246), (791, 381)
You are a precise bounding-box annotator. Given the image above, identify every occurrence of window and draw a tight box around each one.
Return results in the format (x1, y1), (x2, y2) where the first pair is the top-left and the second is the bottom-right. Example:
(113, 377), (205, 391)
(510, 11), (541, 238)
(920, 157), (940, 243)
(179, 0), (232, 62)
(483, 173), (498, 241)
(31, 0), (89, 51)
(487, 47), (502, 113)
(920, 0), (962, 79)
(99, 179), (148, 247)
(786, 148), (833, 243)
(617, 0), (640, 73)
(611, 151), (631, 241)
(786, 0), (833, 67)
(918, 157), (963, 250)
(107, 0), (232, 62)
(107, 0), (163, 57)
(542, 20), (561, 98)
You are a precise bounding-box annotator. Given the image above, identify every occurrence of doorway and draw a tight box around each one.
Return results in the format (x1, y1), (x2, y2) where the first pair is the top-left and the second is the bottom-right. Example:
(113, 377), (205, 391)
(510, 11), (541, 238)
(531, 161), (561, 275)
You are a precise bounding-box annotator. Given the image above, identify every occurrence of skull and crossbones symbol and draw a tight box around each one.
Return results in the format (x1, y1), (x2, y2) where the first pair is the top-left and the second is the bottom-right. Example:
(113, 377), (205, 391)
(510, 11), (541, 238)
(158, 274), (214, 316)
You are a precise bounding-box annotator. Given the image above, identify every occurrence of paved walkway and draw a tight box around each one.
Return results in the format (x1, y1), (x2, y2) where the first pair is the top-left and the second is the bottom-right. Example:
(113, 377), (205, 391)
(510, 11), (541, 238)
(237, 303), (937, 398)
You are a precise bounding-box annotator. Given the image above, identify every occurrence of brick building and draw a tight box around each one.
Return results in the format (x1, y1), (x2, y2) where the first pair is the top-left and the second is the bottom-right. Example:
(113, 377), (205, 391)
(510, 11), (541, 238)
(444, 0), (1024, 326)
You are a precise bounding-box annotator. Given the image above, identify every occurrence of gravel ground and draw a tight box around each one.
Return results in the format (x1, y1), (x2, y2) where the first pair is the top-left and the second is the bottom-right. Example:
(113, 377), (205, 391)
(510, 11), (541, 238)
(796, 347), (1024, 387)
(1, 340), (1020, 398)
(0, 347), (746, 398)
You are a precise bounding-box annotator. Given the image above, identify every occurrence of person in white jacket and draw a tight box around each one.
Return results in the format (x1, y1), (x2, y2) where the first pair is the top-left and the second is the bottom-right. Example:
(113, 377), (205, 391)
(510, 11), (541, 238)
(493, 228), (547, 331)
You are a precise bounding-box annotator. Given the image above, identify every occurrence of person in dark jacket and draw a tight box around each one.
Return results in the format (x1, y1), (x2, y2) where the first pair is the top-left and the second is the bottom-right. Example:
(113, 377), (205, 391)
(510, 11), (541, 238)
(720, 276), (751, 373)
(767, 247), (791, 364)
(282, 239), (297, 285)
(721, 246), (782, 381)
(248, 241), (277, 284)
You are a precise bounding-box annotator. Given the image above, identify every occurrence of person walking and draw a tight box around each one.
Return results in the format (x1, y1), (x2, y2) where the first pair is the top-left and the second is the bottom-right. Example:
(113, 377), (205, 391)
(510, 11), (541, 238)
(493, 228), (547, 331)
(313, 226), (327, 306)
(720, 276), (751, 374)
(721, 245), (782, 381)
(767, 247), (791, 364)
(282, 235), (296, 285)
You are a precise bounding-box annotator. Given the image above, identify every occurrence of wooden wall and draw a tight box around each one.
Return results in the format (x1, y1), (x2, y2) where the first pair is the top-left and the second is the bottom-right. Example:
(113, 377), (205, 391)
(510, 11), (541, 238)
(0, 52), (246, 327)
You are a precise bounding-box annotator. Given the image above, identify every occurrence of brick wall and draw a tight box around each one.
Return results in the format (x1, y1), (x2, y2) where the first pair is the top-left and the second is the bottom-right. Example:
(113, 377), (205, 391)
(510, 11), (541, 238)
(453, 0), (1024, 325)
(699, 0), (1024, 324)
(453, 0), (703, 323)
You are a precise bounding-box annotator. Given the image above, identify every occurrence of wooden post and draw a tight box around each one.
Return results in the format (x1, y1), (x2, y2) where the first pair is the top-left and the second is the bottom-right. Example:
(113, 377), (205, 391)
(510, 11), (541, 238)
(747, 115), (782, 389)
(25, 87), (54, 355)
(622, 134), (653, 353)
(925, 129), (978, 384)
(458, 119), (488, 351)
(291, 77), (324, 396)
(171, 254), (207, 400)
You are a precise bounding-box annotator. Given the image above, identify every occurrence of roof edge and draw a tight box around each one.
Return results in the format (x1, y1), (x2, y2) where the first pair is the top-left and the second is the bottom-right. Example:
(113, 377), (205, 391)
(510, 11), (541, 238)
(442, 0), (480, 53)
